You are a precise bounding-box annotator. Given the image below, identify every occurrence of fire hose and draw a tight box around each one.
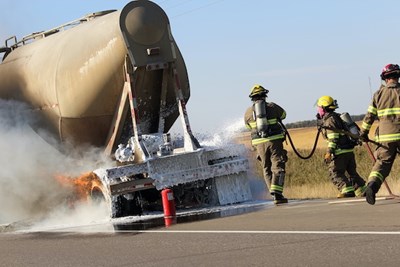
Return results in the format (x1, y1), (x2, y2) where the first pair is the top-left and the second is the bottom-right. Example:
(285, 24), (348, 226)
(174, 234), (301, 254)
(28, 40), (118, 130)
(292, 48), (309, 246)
(280, 121), (322, 160)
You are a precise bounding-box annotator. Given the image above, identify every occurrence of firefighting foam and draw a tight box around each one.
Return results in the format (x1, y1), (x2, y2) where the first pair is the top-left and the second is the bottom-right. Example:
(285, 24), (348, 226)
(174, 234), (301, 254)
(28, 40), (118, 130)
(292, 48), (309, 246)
(199, 118), (245, 147)
(197, 119), (269, 201)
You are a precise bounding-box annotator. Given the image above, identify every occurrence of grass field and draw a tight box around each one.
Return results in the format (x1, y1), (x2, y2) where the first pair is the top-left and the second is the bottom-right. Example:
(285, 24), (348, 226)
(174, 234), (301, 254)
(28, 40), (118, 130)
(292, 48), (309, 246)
(235, 123), (400, 200)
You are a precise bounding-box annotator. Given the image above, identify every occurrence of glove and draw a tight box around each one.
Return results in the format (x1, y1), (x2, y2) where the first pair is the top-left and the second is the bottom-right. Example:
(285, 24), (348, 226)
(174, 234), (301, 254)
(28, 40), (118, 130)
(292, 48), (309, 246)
(359, 131), (369, 142)
(324, 152), (333, 164)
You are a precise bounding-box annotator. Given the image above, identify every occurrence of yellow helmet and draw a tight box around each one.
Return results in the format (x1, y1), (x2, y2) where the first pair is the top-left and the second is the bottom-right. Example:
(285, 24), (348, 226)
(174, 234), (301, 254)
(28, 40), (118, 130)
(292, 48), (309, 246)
(317, 95), (338, 110)
(249, 84), (269, 98)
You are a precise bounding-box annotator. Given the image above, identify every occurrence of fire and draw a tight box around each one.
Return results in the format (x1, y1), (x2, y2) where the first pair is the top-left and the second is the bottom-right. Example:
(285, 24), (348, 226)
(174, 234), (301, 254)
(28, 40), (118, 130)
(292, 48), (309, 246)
(55, 172), (105, 204)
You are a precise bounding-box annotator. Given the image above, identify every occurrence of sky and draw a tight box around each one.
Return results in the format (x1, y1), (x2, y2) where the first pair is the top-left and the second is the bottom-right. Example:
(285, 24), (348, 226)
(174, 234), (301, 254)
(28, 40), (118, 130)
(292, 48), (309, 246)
(1, 0), (400, 134)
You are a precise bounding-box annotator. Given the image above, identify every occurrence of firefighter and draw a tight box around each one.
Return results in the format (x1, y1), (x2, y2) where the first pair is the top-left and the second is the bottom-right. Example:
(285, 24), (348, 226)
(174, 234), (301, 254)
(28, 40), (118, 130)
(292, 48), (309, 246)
(244, 85), (288, 204)
(360, 63), (400, 205)
(316, 96), (367, 198)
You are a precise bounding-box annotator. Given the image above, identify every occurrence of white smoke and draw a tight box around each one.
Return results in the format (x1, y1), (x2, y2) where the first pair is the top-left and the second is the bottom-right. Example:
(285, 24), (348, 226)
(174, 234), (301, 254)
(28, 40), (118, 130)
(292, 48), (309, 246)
(0, 99), (111, 227)
(27, 201), (112, 232)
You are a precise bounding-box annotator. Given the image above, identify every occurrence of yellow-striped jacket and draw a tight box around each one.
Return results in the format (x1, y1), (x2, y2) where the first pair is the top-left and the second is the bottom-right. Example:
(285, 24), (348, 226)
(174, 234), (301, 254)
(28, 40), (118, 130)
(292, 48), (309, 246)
(321, 112), (356, 156)
(361, 82), (400, 143)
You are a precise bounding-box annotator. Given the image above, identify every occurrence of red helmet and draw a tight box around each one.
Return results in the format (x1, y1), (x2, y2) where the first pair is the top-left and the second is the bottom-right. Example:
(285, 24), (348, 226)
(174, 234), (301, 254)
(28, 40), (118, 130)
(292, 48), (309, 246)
(380, 64), (400, 80)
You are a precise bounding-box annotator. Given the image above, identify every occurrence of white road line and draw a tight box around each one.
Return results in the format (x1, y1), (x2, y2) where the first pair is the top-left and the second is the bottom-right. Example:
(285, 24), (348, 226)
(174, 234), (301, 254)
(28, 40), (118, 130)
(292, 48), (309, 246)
(328, 196), (393, 204)
(116, 230), (400, 235)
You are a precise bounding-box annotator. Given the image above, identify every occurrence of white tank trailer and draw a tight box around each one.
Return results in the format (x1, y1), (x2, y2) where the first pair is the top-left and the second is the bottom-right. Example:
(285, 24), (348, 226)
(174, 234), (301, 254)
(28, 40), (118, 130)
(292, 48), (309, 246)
(0, 0), (252, 217)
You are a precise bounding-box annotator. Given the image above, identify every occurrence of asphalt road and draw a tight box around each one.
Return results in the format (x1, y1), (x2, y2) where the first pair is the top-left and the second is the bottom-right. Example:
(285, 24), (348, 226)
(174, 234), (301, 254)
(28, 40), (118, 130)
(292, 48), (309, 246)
(1, 197), (400, 267)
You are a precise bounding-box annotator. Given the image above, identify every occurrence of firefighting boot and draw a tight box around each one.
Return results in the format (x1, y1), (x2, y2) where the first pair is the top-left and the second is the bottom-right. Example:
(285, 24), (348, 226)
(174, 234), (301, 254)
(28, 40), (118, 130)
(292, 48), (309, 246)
(336, 191), (355, 198)
(336, 185), (355, 198)
(365, 181), (380, 205)
(354, 185), (367, 197)
(273, 193), (288, 204)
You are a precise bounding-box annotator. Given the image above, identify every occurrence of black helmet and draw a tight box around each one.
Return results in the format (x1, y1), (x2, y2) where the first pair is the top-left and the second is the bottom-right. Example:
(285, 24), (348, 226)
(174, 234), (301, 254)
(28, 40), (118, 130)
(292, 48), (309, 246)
(380, 64), (400, 80)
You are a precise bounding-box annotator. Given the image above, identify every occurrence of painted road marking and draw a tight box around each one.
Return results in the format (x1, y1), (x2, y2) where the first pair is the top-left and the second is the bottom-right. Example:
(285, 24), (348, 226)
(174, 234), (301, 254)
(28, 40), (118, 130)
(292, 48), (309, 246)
(328, 196), (393, 204)
(116, 230), (400, 235)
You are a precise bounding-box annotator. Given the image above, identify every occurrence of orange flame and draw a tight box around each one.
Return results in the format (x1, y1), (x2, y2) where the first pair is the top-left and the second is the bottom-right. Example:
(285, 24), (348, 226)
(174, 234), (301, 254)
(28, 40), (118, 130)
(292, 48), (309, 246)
(55, 172), (105, 204)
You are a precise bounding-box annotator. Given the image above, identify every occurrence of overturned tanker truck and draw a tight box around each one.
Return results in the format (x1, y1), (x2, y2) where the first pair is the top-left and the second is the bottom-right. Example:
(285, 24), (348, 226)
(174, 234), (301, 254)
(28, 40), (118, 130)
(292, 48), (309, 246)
(0, 0), (252, 217)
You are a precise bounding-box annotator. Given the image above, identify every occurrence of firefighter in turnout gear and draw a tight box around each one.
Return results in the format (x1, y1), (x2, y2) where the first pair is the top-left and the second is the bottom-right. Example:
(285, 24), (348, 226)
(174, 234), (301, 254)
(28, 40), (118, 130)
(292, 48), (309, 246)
(360, 63), (400, 205)
(244, 85), (288, 204)
(316, 96), (367, 198)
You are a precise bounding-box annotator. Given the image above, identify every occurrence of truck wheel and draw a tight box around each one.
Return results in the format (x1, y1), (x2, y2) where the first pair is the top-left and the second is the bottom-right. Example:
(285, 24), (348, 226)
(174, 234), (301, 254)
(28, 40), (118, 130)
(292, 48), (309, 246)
(111, 193), (143, 218)
(90, 187), (106, 204)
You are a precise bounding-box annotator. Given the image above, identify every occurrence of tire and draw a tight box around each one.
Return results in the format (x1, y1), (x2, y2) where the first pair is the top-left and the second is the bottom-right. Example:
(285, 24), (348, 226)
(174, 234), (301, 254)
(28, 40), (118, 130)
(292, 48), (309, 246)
(111, 193), (143, 218)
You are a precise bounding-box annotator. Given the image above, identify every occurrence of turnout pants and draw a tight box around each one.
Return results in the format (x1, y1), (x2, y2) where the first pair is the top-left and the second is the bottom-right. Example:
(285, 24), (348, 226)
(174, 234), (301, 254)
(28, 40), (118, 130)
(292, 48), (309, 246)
(328, 152), (365, 191)
(369, 141), (400, 190)
(256, 139), (287, 195)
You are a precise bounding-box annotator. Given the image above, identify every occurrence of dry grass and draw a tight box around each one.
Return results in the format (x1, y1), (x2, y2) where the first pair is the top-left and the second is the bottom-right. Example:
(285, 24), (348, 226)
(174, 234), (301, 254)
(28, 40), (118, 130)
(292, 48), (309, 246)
(235, 123), (400, 200)
(285, 182), (337, 199)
